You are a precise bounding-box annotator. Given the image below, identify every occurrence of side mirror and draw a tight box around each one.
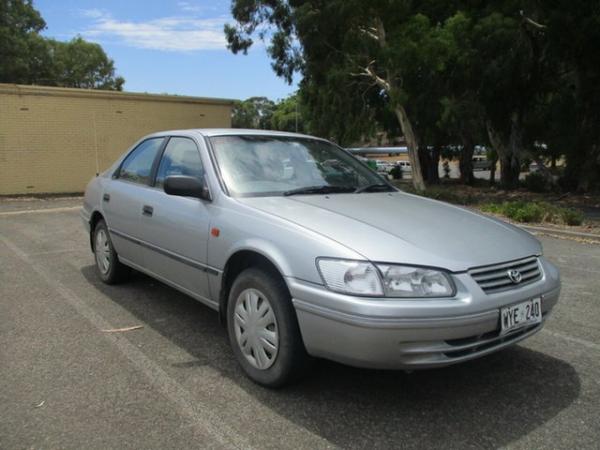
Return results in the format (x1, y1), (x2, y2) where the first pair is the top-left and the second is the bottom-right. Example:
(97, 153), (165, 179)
(164, 175), (211, 201)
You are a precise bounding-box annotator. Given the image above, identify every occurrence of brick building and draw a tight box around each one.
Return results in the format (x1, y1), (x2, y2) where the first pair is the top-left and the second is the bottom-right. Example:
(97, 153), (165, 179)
(0, 84), (233, 195)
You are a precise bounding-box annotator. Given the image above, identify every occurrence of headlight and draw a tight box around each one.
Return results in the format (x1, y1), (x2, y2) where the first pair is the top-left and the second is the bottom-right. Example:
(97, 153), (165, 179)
(317, 258), (454, 298)
(377, 264), (454, 297)
(317, 259), (383, 296)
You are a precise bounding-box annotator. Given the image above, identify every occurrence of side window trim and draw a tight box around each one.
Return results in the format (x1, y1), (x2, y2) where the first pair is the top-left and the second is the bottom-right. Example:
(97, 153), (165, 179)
(114, 137), (167, 185)
(151, 135), (204, 188)
(149, 136), (171, 187)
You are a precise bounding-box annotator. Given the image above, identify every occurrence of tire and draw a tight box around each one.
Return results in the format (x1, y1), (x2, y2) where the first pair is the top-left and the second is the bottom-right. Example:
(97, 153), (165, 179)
(227, 267), (313, 387)
(93, 219), (130, 284)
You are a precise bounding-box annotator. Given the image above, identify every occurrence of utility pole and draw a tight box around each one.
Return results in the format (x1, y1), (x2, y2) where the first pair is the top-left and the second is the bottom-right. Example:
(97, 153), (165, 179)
(295, 98), (298, 133)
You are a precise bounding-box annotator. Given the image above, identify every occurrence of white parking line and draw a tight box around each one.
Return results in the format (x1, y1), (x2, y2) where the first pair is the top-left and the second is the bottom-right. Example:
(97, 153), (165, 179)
(0, 206), (81, 216)
(0, 232), (335, 450)
(0, 233), (249, 449)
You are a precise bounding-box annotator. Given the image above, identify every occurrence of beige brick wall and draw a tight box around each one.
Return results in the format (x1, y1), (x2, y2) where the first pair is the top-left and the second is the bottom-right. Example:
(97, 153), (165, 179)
(0, 84), (233, 195)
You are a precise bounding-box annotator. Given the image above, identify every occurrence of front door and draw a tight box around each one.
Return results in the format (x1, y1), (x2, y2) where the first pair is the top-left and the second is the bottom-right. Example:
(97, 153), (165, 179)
(135, 137), (212, 303)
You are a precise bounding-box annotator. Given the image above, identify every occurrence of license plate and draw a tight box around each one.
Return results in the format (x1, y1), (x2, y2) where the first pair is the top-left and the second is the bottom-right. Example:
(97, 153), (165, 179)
(500, 298), (542, 335)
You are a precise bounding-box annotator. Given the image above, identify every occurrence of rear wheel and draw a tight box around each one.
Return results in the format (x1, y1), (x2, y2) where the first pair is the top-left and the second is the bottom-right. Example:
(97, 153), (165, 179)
(227, 267), (312, 387)
(93, 219), (130, 284)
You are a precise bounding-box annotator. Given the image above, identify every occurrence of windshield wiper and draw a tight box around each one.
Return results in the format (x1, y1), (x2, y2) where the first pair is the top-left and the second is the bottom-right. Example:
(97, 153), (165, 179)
(283, 185), (356, 196)
(354, 183), (394, 193)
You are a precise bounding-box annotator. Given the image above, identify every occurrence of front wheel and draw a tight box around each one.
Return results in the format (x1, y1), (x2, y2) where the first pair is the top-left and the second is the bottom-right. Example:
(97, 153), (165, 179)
(227, 267), (313, 387)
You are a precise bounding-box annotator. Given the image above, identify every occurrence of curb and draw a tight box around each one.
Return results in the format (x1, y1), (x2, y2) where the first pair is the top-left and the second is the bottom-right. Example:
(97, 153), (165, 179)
(519, 224), (600, 242)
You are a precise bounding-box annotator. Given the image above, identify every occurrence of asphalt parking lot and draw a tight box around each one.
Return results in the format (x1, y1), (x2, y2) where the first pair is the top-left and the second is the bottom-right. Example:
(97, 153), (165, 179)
(1, 198), (599, 449)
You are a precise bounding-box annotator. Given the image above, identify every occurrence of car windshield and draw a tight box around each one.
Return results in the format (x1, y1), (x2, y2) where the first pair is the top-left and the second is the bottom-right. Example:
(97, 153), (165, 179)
(209, 135), (390, 197)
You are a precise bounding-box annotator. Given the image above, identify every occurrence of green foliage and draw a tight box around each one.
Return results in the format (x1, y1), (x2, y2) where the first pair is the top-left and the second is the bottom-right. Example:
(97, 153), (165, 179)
(494, 201), (545, 223)
(224, 0), (600, 191)
(231, 94), (303, 132)
(544, 0), (600, 191)
(481, 201), (584, 225)
(560, 208), (585, 226)
(270, 94), (303, 132)
(0, 0), (124, 90)
(389, 165), (403, 180)
(232, 96), (275, 129)
(0, 0), (46, 83)
(47, 37), (124, 90)
(523, 172), (549, 193)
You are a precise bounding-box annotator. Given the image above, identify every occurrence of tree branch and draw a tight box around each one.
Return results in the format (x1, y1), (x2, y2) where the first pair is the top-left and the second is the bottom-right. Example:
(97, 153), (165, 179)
(358, 26), (379, 41)
(520, 10), (547, 30)
(374, 17), (387, 47)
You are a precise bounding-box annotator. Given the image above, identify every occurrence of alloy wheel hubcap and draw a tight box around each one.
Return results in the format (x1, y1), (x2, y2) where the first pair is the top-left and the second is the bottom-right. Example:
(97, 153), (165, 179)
(233, 288), (279, 370)
(95, 229), (111, 275)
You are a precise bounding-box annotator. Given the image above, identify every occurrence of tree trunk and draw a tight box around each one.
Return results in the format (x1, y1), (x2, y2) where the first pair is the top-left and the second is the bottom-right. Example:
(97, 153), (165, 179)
(430, 146), (441, 184)
(486, 116), (522, 189)
(394, 105), (426, 191)
(489, 155), (498, 186)
(364, 17), (425, 191)
(419, 146), (440, 184)
(459, 135), (475, 185)
(499, 154), (521, 189)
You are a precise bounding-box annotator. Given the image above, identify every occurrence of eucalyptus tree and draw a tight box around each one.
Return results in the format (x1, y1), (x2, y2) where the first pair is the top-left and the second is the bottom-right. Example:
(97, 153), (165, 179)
(543, 0), (600, 191)
(232, 96), (276, 129)
(225, 0), (459, 191)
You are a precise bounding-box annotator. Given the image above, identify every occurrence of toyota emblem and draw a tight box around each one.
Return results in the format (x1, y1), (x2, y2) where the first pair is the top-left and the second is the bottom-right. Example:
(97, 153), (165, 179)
(507, 269), (522, 284)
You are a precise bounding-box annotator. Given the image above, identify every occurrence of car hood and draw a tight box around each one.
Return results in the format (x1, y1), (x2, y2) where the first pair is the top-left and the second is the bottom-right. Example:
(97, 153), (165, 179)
(237, 191), (541, 272)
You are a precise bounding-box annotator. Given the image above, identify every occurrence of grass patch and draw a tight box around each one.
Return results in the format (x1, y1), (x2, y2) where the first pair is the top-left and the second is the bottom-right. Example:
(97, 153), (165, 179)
(480, 201), (584, 225)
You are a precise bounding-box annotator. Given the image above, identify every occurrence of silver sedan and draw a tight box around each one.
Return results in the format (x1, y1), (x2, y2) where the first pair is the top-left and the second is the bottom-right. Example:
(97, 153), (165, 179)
(82, 129), (561, 387)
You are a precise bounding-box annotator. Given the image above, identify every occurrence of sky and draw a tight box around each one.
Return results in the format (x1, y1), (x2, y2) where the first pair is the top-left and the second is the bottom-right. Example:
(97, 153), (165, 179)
(34, 0), (299, 101)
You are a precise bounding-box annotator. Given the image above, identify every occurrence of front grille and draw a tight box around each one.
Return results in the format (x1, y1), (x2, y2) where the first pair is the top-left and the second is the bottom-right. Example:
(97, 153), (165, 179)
(470, 256), (542, 294)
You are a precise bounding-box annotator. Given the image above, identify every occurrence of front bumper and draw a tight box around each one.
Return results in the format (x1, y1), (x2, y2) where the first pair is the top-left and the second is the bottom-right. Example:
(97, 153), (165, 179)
(289, 256), (561, 369)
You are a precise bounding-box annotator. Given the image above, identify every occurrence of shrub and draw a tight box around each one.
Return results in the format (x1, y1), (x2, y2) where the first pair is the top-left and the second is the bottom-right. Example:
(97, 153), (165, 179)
(480, 201), (584, 225)
(480, 203), (502, 214)
(523, 172), (548, 193)
(390, 165), (403, 180)
(560, 208), (584, 226)
(503, 201), (545, 222)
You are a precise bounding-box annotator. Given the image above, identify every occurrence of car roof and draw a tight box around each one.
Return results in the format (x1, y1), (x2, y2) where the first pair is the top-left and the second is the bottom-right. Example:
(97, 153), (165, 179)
(145, 128), (322, 140)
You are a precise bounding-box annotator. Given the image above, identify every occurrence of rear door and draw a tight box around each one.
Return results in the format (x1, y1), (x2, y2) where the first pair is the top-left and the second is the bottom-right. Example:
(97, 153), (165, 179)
(102, 137), (164, 266)
(135, 136), (213, 302)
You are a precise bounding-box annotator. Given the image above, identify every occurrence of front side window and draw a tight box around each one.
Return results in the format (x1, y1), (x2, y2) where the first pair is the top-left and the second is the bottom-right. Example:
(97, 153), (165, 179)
(155, 137), (204, 188)
(118, 138), (164, 184)
(210, 135), (387, 197)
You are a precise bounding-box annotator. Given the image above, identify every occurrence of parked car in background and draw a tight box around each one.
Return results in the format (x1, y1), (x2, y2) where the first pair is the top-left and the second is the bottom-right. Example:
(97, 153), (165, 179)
(82, 129), (561, 387)
(473, 155), (492, 171)
(395, 160), (412, 173)
(375, 159), (394, 174)
(529, 161), (541, 173)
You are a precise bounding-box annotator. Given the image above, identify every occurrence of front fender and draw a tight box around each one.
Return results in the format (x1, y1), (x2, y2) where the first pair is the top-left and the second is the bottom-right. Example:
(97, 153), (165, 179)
(207, 201), (363, 303)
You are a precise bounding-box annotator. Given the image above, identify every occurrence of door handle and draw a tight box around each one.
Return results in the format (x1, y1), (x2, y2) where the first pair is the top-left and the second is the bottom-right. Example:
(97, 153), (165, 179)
(102, 193), (110, 202)
(142, 205), (154, 216)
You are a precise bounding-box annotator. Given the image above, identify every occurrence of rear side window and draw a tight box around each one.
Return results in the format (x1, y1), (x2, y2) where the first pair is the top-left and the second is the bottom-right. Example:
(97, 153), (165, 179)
(118, 138), (164, 184)
(155, 137), (204, 188)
